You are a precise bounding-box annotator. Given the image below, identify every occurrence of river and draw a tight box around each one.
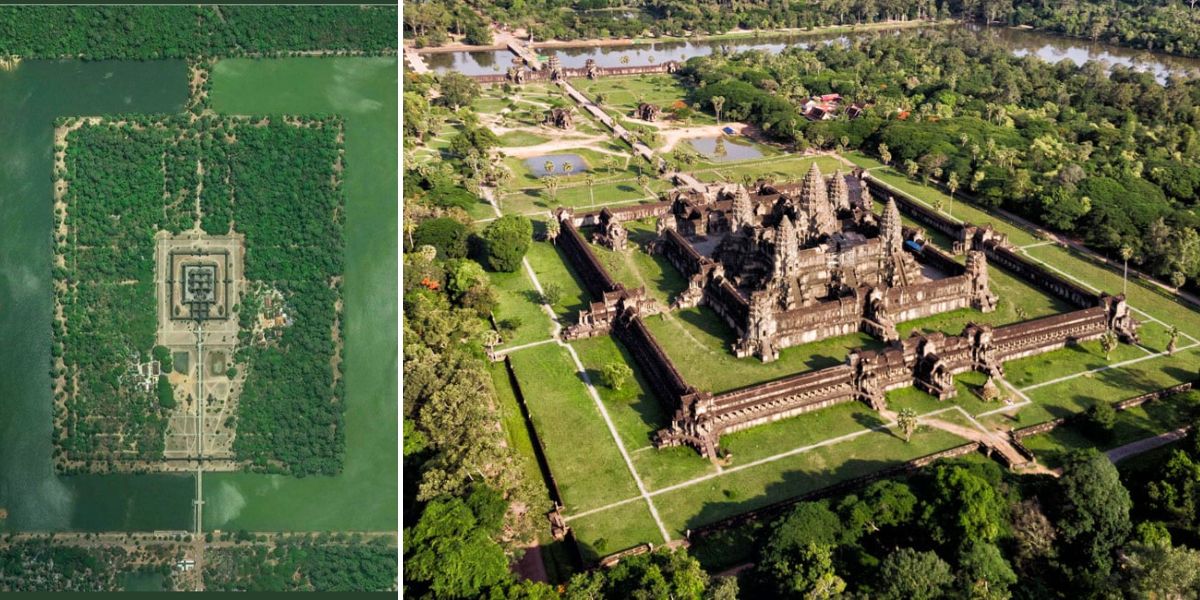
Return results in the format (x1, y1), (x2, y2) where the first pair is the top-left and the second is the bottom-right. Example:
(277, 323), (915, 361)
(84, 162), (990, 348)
(424, 23), (1200, 83)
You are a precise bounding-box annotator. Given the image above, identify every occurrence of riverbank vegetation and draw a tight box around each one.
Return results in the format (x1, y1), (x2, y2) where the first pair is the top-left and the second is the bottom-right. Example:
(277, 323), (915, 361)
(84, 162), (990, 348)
(0, 5), (396, 59)
(679, 28), (1200, 291)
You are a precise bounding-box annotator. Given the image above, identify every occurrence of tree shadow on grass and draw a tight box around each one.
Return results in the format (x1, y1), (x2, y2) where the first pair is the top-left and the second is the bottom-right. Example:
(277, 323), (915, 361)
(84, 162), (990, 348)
(853, 411), (892, 436)
(1164, 365), (1199, 383)
(676, 307), (737, 353)
(682, 457), (898, 533)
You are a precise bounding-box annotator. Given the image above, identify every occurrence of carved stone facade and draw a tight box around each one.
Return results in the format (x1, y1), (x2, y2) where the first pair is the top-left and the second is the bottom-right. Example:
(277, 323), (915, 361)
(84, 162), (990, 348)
(652, 165), (996, 362)
(635, 102), (662, 122)
(592, 208), (629, 251)
(543, 107), (574, 129)
(550, 172), (1140, 459)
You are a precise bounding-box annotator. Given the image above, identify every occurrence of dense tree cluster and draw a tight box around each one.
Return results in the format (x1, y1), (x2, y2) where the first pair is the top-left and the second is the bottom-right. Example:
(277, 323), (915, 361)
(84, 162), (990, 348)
(1001, 1), (1200, 58)
(0, 540), (179, 592)
(55, 115), (346, 475)
(55, 121), (186, 464)
(680, 28), (1200, 288)
(225, 118), (347, 476)
(0, 5), (396, 60)
(719, 450), (1200, 598)
(404, 0), (952, 47)
(203, 537), (396, 592)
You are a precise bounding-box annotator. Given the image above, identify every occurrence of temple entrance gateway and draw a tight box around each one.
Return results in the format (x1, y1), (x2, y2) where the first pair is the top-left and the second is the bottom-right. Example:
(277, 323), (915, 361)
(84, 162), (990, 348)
(155, 232), (245, 465)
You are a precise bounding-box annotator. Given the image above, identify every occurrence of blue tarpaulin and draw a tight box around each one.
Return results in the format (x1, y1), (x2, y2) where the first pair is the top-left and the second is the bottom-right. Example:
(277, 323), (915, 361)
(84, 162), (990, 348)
(905, 240), (923, 252)
(723, 126), (736, 135)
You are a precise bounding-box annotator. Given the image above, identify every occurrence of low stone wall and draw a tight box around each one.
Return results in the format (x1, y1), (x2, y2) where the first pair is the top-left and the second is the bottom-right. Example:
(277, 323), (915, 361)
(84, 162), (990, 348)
(982, 241), (1098, 309)
(1012, 381), (1197, 440)
(558, 219), (620, 299)
(990, 306), (1109, 363)
(614, 315), (697, 419)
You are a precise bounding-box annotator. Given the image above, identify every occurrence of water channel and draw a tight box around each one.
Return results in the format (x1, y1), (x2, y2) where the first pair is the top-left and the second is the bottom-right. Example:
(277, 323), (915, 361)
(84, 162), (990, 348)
(0, 60), (194, 532)
(0, 57), (397, 534)
(425, 23), (1200, 83)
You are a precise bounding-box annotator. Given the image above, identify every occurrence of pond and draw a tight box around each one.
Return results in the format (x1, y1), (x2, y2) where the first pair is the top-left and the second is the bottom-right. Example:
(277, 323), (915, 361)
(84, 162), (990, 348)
(0, 59), (193, 532)
(688, 135), (765, 162)
(524, 153), (590, 177)
(426, 23), (1200, 83)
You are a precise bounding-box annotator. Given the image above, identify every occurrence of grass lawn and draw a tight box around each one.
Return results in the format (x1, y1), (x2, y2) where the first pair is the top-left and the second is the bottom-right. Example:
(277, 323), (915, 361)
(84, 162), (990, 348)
(884, 370), (1001, 419)
(568, 500), (664, 559)
(499, 177), (654, 216)
(508, 344), (639, 513)
(1021, 391), (1200, 468)
(691, 154), (845, 184)
(570, 335), (717, 490)
(498, 130), (551, 147)
(486, 265), (555, 349)
(491, 361), (551, 507)
(1023, 244), (1200, 340)
(644, 305), (884, 393)
(1005, 346), (1200, 427)
(571, 74), (702, 123)
(585, 219), (687, 307)
(896, 265), (1073, 338)
(525, 235), (592, 322)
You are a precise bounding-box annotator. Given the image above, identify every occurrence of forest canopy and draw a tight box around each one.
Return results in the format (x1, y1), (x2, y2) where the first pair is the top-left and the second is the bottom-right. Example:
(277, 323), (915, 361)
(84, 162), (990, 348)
(0, 5), (396, 60)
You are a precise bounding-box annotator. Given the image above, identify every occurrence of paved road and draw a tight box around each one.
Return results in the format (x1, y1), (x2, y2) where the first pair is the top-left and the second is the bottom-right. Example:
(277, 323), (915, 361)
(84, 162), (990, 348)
(1107, 427), (1191, 463)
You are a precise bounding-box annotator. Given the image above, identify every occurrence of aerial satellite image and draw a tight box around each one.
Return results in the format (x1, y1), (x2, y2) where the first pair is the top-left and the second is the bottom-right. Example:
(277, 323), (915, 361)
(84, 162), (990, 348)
(0, 4), (397, 592)
(402, 1), (1200, 598)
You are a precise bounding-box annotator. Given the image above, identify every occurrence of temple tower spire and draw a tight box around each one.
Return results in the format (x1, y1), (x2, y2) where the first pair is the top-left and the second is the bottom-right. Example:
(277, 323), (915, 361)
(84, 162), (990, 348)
(799, 163), (838, 239)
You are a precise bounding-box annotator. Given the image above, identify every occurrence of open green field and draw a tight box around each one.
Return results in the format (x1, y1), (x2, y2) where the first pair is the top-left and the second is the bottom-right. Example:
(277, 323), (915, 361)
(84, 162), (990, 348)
(896, 264), (1073, 338)
(202, 57), (396, 532)
(585, 219), (687, 307)
(495, 150), (1200, 561)
(1021, 391), (1200, 468)
(692, 154), (844, 184)
(508, 344), (640, 512)
(644, 305), (883, 393)
(571, 74), (702, 124)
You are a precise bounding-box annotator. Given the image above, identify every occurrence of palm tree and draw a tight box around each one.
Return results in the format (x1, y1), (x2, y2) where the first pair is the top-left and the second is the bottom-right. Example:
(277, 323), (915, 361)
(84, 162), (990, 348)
(604, 155), (618, 175)
(897, 408), (918, 443)
(1119, 245), (1133, 296)
(562, 161), (574, 177)
(544, 160), (555, 175)
(878, 143), (891, 166)
(637, 173), (650, 192)
(543, 176), (560, 203)
(711, 96), (726, 126)
(1100, 330), (1118, 361)
(584, 173), (596, 208)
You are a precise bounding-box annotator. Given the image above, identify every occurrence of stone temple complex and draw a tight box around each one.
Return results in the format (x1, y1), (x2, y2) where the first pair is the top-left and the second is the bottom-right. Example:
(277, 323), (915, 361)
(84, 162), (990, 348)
(655, 164), (998, 362)
(551, 166), (1140, 458)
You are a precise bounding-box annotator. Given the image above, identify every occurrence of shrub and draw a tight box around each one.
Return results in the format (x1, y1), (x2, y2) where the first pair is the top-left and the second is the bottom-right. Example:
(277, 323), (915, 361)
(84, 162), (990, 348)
(481, 215), (532, 272)
(156, 375), (176, 409)
(600, 362), (633, 391)
(412, 217), (469, 259)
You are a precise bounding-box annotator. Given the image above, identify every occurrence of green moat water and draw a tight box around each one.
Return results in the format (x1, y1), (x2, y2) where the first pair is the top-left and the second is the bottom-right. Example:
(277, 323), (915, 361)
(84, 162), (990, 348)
(0, 57), (397, 533)
(0, 60), (192, 532)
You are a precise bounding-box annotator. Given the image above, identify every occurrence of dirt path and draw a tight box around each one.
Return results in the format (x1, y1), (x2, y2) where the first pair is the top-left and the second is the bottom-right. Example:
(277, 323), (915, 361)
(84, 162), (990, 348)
(502, 137), (629, 159)
(658, 123), (749, 153)
(878, 407), (1054, 476)
(1107, 427), (1191, 463)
